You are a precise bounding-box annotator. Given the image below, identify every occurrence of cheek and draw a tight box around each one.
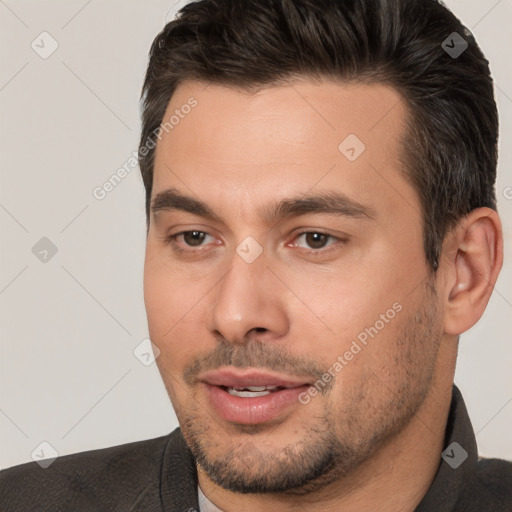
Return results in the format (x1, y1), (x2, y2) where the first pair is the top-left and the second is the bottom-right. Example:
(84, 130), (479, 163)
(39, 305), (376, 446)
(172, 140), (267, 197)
(143, 264), (174, 337)
(143, 253), (211, 373)
(143, 243), (200, 334)
(290, 261), (417, 390)
(294, 267), (398, 342)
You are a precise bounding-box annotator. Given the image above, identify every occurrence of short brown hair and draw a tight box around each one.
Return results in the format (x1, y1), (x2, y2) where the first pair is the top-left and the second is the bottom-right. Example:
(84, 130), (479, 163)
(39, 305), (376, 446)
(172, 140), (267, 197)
(138, 0), (498, 271)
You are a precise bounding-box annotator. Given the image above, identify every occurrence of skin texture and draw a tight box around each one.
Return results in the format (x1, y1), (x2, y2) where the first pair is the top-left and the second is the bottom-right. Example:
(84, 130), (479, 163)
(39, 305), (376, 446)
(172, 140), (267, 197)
(143, 79), (503, 511)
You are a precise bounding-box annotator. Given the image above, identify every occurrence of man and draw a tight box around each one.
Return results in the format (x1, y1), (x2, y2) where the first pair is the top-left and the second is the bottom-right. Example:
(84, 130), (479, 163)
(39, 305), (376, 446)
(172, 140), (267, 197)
(1, 0), (511, 510)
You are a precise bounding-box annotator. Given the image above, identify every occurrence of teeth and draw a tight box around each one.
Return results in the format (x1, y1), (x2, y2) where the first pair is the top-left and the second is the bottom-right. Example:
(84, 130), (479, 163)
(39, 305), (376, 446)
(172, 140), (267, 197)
(228, 388), (271, 397)
(246, 386), (274, 392)
(226, 385), (280, 398)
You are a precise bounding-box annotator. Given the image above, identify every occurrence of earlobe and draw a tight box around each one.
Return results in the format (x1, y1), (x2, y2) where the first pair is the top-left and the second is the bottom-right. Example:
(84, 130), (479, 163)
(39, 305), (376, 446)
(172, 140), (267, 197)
(443, 208), (503, 335)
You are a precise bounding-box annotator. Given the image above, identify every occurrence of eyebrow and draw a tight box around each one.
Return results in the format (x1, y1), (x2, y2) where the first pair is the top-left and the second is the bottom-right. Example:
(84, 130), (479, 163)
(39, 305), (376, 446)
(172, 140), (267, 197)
(150, 188), (376, 224)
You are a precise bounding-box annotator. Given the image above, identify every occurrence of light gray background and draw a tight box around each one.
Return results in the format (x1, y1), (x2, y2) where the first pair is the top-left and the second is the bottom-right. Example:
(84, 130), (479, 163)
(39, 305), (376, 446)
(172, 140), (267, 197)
(1, 0), (511, 469)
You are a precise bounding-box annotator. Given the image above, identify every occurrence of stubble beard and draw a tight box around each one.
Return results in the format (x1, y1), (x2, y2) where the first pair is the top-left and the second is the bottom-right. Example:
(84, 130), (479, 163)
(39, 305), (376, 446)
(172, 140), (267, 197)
(174, 282), (441, 495)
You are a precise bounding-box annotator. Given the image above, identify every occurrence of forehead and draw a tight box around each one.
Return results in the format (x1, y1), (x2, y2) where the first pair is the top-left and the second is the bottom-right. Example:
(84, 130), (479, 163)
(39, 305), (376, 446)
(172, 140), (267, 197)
(152, 78), (414, 225)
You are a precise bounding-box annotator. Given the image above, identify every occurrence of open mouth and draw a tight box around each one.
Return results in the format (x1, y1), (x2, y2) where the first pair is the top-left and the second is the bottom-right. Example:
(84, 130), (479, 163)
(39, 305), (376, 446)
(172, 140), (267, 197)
(198, 368), (313, 424)
(222, 385), (287, 397)
(204, 383), (310, 424)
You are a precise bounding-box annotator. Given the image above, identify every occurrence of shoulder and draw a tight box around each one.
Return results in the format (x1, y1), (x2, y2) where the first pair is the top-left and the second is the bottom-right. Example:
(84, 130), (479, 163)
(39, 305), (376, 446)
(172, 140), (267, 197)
(455, 456), (512, 511)
(473, 457), (512, 507)
(0, 429), (182, 512)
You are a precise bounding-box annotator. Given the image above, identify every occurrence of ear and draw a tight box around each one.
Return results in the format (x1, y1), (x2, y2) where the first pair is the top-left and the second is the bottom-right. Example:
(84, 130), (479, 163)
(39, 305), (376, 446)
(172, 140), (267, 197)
(440, 208), (503, 335)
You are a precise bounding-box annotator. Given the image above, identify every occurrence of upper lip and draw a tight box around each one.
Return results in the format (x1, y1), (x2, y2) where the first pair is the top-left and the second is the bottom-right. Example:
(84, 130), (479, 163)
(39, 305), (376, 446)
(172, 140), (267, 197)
(200, 368), (312, 388)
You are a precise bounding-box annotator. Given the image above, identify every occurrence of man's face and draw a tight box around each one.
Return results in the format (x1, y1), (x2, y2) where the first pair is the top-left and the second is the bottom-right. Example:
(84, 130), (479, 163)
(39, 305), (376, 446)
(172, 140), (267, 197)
(144, 79), (444, 493)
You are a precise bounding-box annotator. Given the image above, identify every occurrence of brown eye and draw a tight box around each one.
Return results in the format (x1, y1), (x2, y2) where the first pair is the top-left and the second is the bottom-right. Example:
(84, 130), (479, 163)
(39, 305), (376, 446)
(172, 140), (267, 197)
(294, 232), (336, 250)
(182, 231), (207, 246)
(164, 230), (219, 254)
(303, 232), (330, 249)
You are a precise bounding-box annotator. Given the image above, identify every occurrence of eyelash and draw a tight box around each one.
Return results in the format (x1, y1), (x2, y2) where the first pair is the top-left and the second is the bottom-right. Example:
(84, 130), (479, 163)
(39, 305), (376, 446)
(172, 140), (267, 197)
(163, 230), (344, 256)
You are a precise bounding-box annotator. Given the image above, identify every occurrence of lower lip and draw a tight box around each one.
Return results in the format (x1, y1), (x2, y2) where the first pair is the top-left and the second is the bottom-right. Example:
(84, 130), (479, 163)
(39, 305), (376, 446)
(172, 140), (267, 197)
(203, 384), (310, 425)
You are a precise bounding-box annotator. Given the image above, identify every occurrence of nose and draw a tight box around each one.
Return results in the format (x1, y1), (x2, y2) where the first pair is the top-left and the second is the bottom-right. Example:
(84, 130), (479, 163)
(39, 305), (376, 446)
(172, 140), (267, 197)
(206, 248), (289, 345)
